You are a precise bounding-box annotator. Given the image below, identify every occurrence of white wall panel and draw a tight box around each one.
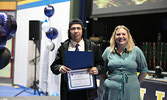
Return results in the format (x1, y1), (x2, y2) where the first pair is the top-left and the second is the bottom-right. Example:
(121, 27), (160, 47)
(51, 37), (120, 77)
(14, 1), (70, 96)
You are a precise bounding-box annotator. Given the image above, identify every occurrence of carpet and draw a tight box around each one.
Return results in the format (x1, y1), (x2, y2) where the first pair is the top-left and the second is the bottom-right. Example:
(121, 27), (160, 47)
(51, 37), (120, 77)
(0, 85), (40, 97)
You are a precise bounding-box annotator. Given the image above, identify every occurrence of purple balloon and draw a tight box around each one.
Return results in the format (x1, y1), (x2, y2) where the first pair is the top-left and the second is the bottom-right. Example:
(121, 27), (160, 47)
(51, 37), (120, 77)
(44, 5), (55, 17)
(46, 27), (58, 40)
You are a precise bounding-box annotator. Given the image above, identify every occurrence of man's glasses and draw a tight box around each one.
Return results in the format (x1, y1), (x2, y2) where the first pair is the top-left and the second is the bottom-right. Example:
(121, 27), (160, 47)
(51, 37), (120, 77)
(70, 27), (82, 30)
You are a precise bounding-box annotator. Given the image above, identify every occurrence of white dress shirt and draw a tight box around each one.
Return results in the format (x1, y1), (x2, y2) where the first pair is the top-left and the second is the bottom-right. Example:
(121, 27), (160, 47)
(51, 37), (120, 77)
(68, 39), (85, 51)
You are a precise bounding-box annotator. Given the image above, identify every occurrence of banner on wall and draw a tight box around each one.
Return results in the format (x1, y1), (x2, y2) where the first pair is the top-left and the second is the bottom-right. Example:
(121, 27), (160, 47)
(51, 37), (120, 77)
(140, 79), (167, 100)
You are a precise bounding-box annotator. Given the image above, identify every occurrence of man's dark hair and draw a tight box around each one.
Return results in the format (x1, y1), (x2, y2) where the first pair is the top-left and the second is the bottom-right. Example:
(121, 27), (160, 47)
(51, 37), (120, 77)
(68, 18), (85, 39)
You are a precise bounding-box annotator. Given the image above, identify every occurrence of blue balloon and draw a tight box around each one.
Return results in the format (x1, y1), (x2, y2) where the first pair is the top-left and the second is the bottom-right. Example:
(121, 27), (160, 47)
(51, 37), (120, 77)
(0, 12), (17, 40)
(52, 92), (59, 96)
(0, 25), (7, 50)
(46, 27), (58, 40)
(0, 13), (8, 39)
(5, 13), (17, 40)
(0, 13), (7, 26)
(44, 5), (55, 17)
(0, 25), (7, 39)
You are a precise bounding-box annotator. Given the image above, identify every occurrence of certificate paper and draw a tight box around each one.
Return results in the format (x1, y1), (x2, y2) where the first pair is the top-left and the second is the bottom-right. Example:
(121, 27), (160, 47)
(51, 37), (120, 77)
(67, 69), (95, 91)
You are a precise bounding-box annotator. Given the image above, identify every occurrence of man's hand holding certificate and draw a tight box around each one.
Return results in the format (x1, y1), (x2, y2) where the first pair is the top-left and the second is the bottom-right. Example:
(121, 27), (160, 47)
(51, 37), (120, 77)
(67, 69), (95, 91)
(65, 51), (96, 91)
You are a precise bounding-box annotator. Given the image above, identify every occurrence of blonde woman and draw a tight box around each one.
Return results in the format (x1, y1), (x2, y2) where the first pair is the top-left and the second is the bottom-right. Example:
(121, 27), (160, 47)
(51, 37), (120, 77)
(100, 25), (148, 100)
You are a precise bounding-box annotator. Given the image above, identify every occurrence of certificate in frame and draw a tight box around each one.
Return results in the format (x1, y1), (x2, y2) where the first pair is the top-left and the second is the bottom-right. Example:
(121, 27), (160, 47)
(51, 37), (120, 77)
(67, 69), (96, 91)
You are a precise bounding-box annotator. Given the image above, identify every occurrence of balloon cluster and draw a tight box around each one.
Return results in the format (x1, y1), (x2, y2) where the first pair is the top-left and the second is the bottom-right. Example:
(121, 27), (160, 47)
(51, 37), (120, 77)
(42, 5), (58, 51)
(0, 12), (17, 69)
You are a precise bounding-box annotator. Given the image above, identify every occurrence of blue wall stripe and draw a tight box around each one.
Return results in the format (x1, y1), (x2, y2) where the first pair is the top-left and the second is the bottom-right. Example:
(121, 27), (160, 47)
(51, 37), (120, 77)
(18, 0), (70, 10)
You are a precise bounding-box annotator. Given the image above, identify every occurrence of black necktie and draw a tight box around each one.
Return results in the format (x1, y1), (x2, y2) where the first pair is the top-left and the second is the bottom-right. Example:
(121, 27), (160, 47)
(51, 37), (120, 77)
(75, 44), (79, 51)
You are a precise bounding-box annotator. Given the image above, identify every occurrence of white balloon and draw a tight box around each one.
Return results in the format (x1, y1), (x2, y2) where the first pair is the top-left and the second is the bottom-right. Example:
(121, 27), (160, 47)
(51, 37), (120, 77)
(46, 41), (55, 51)
(42, 22), (50, 32)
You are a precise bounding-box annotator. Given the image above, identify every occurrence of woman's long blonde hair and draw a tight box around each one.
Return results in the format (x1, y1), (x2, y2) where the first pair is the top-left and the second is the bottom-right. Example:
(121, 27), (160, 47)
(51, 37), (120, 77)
(110, 25), (135, 53)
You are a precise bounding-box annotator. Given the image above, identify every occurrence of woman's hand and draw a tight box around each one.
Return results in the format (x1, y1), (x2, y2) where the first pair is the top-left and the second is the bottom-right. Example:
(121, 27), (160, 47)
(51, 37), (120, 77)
(138, 72), (147, 83)
(88, 67), (98, 75)
(59, 66), (71, 74)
